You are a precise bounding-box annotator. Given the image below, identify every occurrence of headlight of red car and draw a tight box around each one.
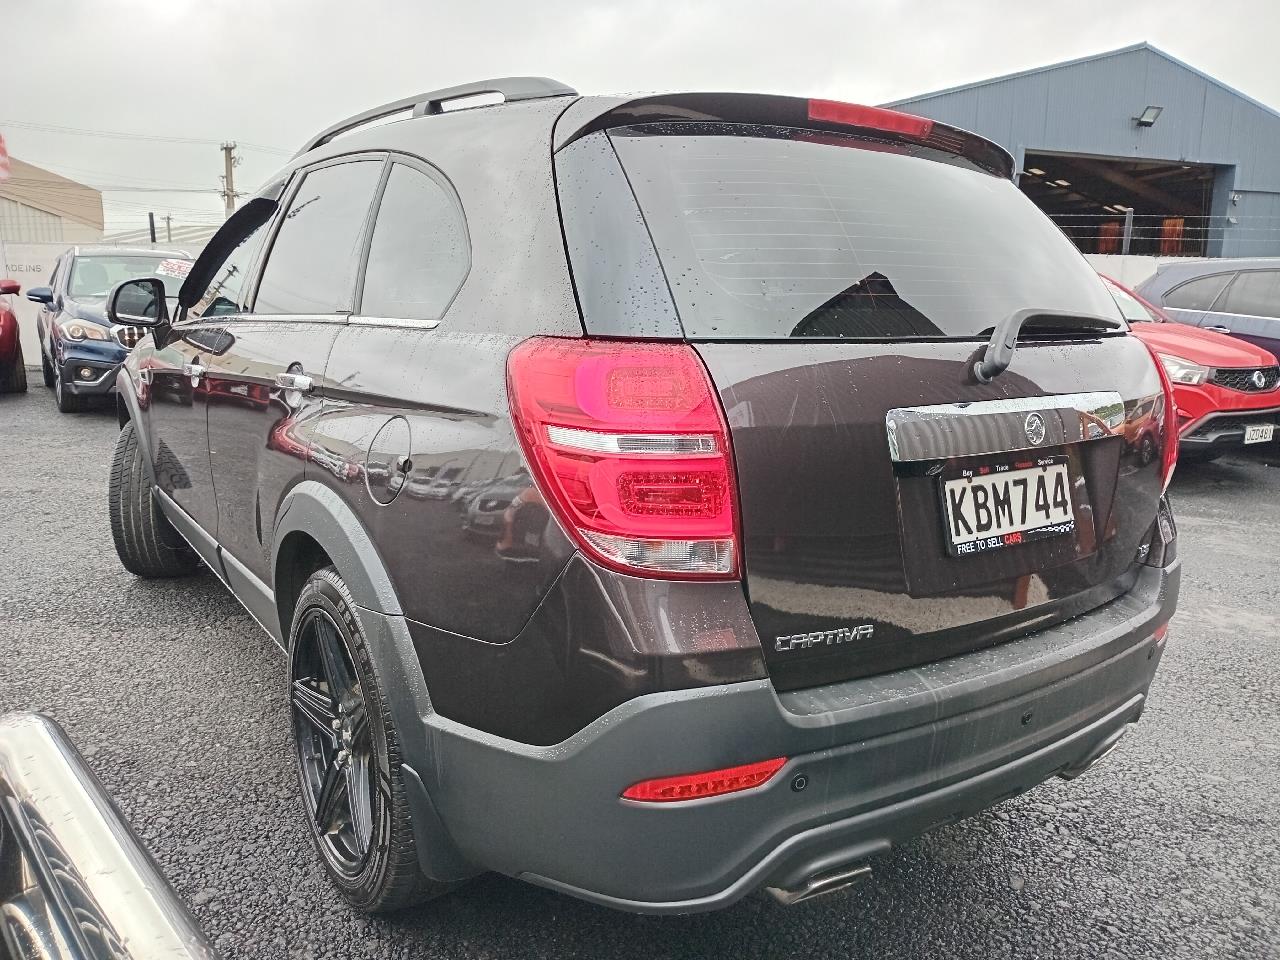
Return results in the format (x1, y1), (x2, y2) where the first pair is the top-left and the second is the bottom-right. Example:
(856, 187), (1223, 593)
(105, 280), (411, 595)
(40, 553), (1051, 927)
(57, 320), (111, 342)
(1157, 353), (1210, 385)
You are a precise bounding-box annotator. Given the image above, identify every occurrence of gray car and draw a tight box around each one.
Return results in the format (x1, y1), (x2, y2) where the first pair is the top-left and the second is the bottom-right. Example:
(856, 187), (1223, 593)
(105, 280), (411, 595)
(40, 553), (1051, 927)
(1136, 257), (1280, 358)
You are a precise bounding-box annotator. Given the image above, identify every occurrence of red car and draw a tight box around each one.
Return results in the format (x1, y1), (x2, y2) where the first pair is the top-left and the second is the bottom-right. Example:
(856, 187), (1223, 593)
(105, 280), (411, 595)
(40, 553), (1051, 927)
(1105, 275), (1280, 461)
(0, 279), (28, 393)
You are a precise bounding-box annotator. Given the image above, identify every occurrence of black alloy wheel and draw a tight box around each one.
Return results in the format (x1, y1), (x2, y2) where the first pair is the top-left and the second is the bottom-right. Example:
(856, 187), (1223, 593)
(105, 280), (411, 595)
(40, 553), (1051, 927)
(291, 608), (377, 877)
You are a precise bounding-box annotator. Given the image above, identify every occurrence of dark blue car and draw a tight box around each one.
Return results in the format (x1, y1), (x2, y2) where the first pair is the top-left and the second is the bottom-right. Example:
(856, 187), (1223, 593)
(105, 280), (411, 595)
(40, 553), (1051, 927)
(26, 246), (192, 412)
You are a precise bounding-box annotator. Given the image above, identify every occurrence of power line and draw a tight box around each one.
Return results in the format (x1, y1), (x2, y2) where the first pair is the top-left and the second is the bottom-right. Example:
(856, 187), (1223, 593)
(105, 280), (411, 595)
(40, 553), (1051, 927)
(0, 119), (291, 156)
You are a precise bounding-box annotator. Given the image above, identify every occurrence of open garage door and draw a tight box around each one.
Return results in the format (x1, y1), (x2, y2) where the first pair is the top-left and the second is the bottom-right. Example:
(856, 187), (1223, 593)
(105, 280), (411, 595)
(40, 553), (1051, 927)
(1021, 152), (1217, 256)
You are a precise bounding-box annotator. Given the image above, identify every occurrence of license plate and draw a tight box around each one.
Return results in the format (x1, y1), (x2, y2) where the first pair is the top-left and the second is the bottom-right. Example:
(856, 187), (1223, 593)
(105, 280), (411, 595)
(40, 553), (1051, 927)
(941, 456), (1076, 556)
(1244, 423), (1274, 444)
(474, 514), (496, 525)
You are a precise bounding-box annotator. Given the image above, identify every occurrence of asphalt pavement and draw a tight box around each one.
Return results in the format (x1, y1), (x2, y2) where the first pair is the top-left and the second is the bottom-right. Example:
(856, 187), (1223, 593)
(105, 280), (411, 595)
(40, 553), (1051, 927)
(1, 386), (1277, 959)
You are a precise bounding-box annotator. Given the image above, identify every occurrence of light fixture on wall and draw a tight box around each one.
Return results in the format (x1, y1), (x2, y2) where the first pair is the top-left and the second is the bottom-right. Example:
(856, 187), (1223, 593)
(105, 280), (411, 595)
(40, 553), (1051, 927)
(1134, 105), (1163, 127)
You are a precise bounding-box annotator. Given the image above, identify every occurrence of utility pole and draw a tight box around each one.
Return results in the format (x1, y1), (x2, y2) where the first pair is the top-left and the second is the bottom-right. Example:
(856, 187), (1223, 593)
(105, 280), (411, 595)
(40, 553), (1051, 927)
(163, 214), (173, 242)
(148, 212), (157, 244)
(220, 142), (238, 217)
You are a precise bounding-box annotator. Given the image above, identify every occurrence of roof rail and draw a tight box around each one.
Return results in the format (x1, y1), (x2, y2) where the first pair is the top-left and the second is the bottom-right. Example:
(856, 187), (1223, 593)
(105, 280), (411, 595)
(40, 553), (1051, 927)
(294, 76), (577, 157)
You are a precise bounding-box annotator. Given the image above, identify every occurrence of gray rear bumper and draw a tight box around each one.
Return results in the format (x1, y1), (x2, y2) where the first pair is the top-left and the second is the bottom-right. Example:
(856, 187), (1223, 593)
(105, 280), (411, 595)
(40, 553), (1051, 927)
(414, 560), (1178, 913)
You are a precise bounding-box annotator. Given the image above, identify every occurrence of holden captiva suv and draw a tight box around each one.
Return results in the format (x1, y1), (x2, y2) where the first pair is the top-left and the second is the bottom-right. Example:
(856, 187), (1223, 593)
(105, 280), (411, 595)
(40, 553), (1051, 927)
(104, 77), (1179, 914)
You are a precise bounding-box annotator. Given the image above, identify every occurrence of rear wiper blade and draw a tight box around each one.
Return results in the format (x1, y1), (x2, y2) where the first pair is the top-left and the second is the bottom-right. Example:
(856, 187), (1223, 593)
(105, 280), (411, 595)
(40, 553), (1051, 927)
(973, 308), (1123, 383)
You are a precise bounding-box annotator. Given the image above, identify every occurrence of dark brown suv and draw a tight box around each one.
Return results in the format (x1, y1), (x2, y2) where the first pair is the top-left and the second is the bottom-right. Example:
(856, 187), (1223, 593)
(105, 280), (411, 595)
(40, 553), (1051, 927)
(104, 78), (1180, 915)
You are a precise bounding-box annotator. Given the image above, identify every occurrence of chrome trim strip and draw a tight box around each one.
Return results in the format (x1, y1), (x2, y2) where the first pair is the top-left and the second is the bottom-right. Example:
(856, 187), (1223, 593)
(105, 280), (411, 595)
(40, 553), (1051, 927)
(545, 425), (719, 455)
(886, 391), (1126, 462)
(348, 315), (441, 330)
(0, 712), (217, 959)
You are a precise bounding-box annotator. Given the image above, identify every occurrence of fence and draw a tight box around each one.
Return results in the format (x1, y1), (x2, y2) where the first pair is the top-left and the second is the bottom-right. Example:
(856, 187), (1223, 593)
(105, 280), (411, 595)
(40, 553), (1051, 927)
(1049, 213), (1280, 258)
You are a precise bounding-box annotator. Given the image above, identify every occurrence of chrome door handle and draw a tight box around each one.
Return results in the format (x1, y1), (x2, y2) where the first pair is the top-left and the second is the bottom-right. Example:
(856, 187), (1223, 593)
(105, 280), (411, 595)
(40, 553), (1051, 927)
(275, 372), (314, 392)
(182, 362), (206, 378)
(1204, 325), (1232, 334)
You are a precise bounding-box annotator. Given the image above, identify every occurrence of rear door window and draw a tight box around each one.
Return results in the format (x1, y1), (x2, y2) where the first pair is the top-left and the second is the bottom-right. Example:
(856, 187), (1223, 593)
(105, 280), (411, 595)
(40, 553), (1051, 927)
(253, 159), (383, 315)
(1165, 273), (1233, 312)
(1217, 270), (1280, 318)
(359, 162), (469, 321)
(609, 124), (1121, 340)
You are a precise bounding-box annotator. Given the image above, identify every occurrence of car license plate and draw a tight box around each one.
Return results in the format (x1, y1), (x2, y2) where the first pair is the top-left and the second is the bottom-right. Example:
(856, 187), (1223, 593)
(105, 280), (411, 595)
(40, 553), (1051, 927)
(941, 456), (1076, 556)
(475, 514), (496, 525)
(1244, 423), (1274, 444)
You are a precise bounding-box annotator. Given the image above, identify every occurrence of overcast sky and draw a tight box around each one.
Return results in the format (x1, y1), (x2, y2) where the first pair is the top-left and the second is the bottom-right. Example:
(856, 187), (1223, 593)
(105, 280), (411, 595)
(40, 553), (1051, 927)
(4, 0), (1279, 234)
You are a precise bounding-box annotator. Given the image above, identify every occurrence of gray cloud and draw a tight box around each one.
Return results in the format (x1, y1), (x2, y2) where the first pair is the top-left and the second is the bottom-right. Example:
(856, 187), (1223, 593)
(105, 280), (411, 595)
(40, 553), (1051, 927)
(3, 0), (1277, 231)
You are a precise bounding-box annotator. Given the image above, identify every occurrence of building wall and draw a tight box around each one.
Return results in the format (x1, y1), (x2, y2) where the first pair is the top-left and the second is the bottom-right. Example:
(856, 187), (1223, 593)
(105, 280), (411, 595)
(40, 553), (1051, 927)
(1, 242), (65, 361)
(887, 44), (1280, 258)
(0, 158), (104, 239)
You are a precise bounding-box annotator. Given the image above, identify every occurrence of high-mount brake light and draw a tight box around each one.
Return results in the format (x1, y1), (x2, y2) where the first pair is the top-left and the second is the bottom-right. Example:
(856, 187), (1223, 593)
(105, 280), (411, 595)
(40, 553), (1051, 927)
(621, 758), (787, 803)
(808, 100), (934, 139)
(507, 338), (740, 579)
(1142, 342), (1180, 492)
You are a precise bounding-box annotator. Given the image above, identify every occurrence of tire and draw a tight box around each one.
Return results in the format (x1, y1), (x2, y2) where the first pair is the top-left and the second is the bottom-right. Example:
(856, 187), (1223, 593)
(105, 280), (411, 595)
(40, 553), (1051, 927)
(108, 421), (201, 578)
(41, 351), (55, 388)
(0, 341), (26, 393)
(288, 567), (453, 912)
(54, 363), (84, 413)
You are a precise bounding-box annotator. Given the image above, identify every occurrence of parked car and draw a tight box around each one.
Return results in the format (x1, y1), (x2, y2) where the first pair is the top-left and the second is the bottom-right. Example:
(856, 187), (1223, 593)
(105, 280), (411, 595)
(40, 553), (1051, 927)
(0, 278), (27, 393)
(104, 79), (1179, 916)
(1105, 275), (1280, 460)
(0, 712), (215, 959)
(460, 472), (533, 537)
(1135, 257), (1280, 358)
(26, 246), (192, 412)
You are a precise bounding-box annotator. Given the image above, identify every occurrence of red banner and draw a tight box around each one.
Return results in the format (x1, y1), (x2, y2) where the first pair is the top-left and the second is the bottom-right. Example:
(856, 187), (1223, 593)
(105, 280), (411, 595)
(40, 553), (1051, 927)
(0, 133), (10, 182)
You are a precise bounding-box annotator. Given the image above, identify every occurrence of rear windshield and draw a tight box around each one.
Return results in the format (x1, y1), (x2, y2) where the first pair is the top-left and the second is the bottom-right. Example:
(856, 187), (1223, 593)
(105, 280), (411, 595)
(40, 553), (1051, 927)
(610, 124), (1122, 340)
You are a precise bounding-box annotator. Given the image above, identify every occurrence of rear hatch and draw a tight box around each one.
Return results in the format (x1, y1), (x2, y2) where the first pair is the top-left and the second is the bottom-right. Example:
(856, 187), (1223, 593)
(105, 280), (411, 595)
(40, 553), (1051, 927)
(567, 109), (1168, 692)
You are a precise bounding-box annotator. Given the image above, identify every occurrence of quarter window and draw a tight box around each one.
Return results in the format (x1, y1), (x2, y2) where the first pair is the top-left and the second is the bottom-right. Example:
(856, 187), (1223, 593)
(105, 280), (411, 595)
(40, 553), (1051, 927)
(1217, 270), (1280, 319)
(254, 160), (383, 315)
(1164, 273), (1232, 312)
(360, 163), (469, 321)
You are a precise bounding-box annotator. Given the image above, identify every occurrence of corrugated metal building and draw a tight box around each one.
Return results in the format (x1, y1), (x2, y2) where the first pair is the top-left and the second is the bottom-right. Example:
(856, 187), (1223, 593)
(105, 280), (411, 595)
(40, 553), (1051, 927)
(885, 43), (1280, 259)
(0, 157), (104, 243)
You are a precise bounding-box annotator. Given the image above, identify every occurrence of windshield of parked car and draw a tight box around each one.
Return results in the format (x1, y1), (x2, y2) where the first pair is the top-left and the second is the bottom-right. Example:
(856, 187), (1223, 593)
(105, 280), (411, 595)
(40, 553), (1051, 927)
(68, 256), (192, 301)
(1104, 278), (1164, 323)
(611, 124), (1123, 339)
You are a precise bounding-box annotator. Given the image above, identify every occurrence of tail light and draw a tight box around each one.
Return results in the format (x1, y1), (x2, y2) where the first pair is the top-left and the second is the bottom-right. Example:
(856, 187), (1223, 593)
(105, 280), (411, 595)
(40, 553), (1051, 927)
(507, 338), (740, 579)
(621, 757), (786, 803)
(1143, 342), (1179, 492)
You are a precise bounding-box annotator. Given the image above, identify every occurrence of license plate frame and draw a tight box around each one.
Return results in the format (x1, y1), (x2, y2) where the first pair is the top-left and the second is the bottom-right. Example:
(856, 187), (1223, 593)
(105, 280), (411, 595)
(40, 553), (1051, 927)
(1244, 423), (1274, 445)
(938, 454), (1078, 558)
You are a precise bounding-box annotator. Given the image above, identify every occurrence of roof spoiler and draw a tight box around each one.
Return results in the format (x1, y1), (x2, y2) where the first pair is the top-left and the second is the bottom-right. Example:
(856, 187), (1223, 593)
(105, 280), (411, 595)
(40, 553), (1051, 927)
(556, 92), (1014, 179)
(295, 76), (577, 157)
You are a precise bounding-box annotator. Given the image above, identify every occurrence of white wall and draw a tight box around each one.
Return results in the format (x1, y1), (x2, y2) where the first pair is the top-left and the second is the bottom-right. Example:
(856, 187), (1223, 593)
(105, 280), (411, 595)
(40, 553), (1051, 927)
(1, 241), (62, 361)
(1085, 254), (1211, 288)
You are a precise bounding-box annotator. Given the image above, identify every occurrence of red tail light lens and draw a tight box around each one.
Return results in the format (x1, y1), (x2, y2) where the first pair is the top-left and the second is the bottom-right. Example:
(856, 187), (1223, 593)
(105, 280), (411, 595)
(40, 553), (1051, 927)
(621, 757), (787, 803)
(808, 100), (934, 139)
(507, 338), (740, 579)
(1143, 342), (1179, 492)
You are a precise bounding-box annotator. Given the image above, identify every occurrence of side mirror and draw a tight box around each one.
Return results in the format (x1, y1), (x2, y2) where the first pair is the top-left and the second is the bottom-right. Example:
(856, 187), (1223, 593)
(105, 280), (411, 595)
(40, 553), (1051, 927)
(107, 277), (169, 327)
(26, 286), (53, 304)
(0, 279), (20, 296)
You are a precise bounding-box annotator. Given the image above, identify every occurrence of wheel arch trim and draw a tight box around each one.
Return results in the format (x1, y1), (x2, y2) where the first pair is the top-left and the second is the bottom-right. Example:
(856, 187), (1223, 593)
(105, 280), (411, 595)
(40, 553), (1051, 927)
(114, 373), (157, 486)
(272, 481), (475, 882)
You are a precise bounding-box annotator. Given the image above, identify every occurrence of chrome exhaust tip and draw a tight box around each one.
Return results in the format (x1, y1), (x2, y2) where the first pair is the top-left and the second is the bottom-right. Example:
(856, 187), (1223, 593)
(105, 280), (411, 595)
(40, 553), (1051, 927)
(765, 864), (872, 906)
